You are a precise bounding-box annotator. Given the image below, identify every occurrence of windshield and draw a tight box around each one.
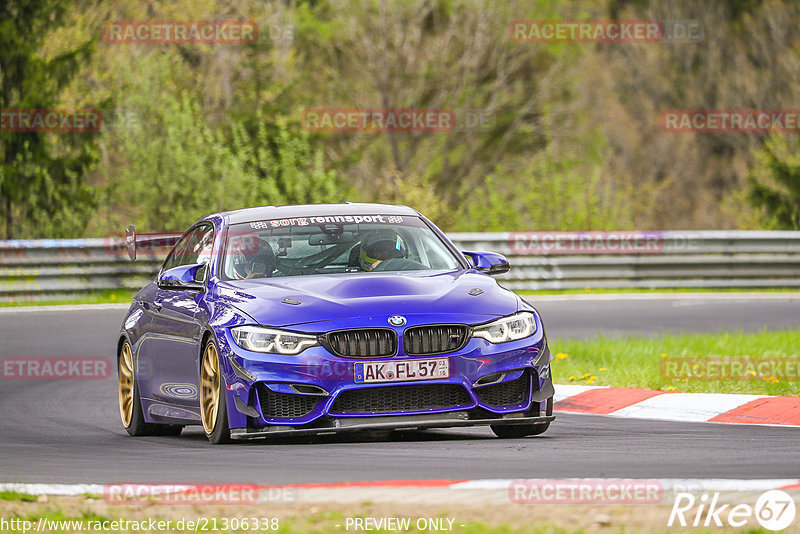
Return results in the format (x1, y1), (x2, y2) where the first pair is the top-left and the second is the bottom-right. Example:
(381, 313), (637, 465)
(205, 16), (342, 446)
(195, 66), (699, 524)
(221, 214), (462, 280)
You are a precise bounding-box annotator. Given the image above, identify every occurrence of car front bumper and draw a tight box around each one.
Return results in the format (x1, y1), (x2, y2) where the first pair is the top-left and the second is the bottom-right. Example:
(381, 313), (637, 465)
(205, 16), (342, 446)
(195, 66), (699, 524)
(218, 318), (554, 434)
(230, 412), (555, 440)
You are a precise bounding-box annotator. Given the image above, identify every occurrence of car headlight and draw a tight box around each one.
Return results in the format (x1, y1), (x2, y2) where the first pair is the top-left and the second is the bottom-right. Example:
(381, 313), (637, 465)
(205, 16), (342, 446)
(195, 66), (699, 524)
(230, 326), (318, 355)
(472, 312), (537, 343)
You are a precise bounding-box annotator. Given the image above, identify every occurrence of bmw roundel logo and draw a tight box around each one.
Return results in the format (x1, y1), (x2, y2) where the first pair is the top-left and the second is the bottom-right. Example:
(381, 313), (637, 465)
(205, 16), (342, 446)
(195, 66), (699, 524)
(388, 315), (407, 327)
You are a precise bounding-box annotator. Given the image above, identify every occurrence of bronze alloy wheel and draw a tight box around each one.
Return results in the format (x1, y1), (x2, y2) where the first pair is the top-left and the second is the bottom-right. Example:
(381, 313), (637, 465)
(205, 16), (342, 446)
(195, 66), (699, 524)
(118, 341), (134, 428)
(200, 342), (221, 434)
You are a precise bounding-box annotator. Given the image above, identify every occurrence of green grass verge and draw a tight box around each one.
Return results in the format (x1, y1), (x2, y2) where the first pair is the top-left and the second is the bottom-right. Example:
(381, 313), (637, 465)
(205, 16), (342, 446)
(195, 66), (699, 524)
(0, 500), (781, 533)
(0, 491), (37, 502)
(0, 507), (780, 534)
(550, 329), (800, 395)
(0, 289), (137, 308)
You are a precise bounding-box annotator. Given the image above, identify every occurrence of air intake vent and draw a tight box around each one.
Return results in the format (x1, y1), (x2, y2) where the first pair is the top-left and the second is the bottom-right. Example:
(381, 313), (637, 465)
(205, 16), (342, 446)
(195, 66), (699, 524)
(324, 329), (397, 358)
(257, 384), (319, 419)
(475, 372), (530, 407)
(403, 325), (469, 356)
(330, 384), (472, 415)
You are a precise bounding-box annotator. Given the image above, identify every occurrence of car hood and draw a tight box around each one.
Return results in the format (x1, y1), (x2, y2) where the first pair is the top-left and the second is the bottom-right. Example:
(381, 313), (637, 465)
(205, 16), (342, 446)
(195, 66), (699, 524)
(214, 270), (519, 328)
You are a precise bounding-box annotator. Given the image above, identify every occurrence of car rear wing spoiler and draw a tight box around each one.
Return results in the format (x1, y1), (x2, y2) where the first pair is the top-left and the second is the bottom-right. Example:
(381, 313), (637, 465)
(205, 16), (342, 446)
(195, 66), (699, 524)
(125, 225), (182, 261)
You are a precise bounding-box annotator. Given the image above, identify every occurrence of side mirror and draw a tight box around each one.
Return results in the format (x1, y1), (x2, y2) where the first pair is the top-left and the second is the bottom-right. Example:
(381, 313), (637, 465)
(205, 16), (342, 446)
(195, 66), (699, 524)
(126, 225), (136, 260)
(463, 251), (510, 275)
(158, 263), (206, 290)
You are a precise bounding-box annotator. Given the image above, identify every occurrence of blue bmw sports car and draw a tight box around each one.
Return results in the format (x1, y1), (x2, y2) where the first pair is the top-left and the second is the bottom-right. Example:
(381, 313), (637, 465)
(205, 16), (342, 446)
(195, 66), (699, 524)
(117, 203), (554, 443)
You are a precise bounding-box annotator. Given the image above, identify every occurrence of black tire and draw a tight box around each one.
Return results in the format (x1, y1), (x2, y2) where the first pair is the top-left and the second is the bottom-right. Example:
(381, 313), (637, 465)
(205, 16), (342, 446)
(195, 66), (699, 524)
(490, 396), (553, 438)
(118, 340), (155, 436)
(153, 424), (184, 436)
(207, 388), (232, 445)
(490, 421), (550, 438)
(125, 378), (157, 436)
(200, 339), (232, 444)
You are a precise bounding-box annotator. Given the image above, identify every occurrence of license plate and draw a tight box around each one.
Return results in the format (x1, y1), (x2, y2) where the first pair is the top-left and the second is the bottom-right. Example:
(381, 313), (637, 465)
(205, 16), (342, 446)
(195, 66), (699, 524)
(354, 358), (449, 383)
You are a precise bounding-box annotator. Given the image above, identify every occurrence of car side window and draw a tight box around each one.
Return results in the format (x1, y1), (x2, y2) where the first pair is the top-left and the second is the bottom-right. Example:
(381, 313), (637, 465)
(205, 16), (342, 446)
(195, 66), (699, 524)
(184, 225), (214, 266)
(418, 233), (455, 269)
(162, 235), (189, 273)
(162, 225), (214, 272)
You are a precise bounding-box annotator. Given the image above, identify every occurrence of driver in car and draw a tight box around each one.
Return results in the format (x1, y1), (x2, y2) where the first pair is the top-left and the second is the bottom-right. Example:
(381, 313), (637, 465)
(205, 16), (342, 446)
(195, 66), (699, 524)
(359, 231), (425, 271)
(358, 231), (404, 271)
(233, 238), (276, 279)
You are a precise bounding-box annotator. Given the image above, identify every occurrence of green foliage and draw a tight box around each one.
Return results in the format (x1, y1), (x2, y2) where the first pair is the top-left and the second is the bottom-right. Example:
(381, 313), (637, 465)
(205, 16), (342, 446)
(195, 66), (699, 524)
(0, 490), (36, 501)
(230, 118), (345, 207)
(93, 51), (242, 232)
(92, 52), (343, 234)
(103, 98), (345, 233)
(0, 0), (99, 238)
(110, 92), (246, 231)
(747, 134), (800, 229)
(4, 0), (800, 236)
(452, 130), (634, 231)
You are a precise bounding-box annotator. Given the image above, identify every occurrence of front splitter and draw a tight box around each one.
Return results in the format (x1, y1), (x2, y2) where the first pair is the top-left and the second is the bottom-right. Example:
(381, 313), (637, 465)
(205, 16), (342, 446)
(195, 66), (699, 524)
(230, 412), (554, 440)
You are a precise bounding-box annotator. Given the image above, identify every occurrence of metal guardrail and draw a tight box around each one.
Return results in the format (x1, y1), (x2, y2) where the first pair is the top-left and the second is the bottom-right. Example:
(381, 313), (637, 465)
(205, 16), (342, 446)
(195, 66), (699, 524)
(0, 238), (167, 301)
(1, 231), (799, 301)
(450, 231), (800, 290)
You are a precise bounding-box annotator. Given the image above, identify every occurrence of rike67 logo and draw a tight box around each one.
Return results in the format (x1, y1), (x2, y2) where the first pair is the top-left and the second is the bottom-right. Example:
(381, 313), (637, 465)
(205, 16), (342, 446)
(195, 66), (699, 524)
(669, 490), (796, 531)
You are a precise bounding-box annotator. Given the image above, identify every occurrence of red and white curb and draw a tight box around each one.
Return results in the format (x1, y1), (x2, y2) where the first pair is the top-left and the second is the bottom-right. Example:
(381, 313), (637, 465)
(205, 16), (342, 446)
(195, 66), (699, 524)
(554, 384), (800, 427)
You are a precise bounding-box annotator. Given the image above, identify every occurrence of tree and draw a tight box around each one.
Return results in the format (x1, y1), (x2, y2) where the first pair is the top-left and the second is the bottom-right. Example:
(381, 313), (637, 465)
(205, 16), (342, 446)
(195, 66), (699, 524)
(748, 134), (800, 229)
(0, 0), (99, 238)
(231, 117), (344, 208)
(293, 0), (569, 216)
(93, 52), (345, 234)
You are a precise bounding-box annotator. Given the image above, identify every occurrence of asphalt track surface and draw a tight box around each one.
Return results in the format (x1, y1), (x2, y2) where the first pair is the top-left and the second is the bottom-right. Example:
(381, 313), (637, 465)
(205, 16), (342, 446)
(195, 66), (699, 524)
(1, 294), (798, 484)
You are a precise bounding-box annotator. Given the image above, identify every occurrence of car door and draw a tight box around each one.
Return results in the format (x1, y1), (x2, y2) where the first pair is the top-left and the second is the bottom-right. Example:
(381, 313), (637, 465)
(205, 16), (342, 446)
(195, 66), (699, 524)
(142, 224), (214, 415)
